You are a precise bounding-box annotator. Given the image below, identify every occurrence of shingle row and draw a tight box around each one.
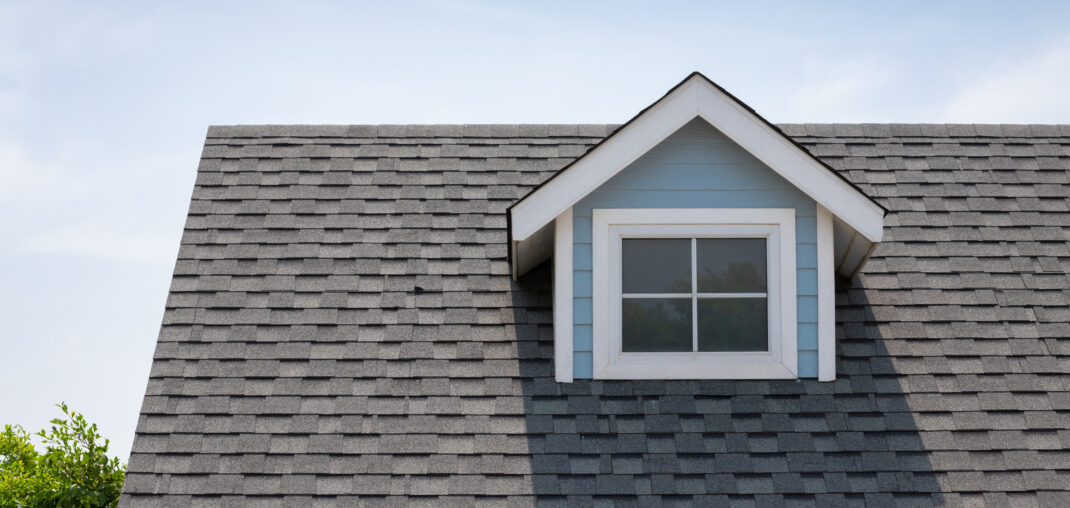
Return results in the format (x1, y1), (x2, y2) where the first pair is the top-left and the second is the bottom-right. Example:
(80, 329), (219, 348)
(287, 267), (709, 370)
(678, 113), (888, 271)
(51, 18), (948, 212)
(122, 124), (1070, 506)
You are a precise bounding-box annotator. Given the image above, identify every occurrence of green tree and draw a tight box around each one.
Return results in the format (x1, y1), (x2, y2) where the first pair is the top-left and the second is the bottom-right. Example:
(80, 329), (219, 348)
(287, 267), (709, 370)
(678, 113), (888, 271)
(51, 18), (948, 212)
(0, 404), (125, 507)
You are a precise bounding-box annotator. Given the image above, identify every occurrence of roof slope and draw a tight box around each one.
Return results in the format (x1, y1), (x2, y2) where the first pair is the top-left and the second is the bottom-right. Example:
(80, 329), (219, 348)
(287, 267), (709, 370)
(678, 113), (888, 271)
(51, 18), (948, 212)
(122, 124), (1070, 507)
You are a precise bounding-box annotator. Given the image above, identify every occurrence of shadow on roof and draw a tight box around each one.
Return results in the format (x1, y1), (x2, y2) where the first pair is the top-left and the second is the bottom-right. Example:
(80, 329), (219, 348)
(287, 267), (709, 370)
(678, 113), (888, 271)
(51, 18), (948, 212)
(512, 262), (944, 504)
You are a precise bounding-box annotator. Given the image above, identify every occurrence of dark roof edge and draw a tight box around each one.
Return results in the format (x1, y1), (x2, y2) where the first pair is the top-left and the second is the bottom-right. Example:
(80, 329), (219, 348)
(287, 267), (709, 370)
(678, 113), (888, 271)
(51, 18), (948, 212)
(778, 123), (1070, 138)
(689, 72), (889, 215)
(204, 122), (1070, 140)
(205, 124), (618, 139)
(503, 72), (892, 249)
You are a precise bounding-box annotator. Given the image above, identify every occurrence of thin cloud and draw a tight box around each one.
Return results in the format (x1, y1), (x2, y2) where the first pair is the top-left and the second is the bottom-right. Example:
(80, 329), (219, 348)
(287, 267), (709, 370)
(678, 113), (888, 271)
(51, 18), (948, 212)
(421, 0), (535, 26)
(0, 143), (54, 198)
(940, 37), (1070, 123)
(0, 3), (30, 115)
(779, 58), (894, 122)
(20, 225), (179, 267)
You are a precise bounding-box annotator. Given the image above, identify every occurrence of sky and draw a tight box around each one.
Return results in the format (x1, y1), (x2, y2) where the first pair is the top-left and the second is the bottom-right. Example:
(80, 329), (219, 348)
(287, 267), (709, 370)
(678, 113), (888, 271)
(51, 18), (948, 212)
(3, 0), (1070, 462)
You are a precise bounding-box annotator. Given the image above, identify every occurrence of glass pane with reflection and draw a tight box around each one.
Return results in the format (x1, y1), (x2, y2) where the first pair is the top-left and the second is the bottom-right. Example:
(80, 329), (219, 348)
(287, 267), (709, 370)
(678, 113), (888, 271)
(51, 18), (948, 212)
(696, 238), (766, 293)
(696, 298), (767, 351)
(622, 238), (691, 294)
(622, 298), (692, 352)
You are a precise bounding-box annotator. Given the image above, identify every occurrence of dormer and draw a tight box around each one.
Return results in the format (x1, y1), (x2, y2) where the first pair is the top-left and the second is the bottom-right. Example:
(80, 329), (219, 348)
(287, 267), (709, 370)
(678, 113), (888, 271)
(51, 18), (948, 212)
(508, 73), (886, 382)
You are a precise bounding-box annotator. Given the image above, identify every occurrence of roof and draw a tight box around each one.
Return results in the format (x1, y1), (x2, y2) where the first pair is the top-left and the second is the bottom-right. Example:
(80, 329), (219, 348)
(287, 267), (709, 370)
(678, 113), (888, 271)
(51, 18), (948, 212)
(507, 73), (886, 279)
(121, 123), (1070, 507)
(509, 72), (885, 240)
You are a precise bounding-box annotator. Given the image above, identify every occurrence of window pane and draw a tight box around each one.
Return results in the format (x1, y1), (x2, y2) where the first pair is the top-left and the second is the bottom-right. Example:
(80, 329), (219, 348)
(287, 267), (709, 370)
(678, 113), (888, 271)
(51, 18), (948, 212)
(696, 238), (766, 293)
(697, 298), (767, 352)
(622, 298), (692, 352)
(622, 238), (691, 293)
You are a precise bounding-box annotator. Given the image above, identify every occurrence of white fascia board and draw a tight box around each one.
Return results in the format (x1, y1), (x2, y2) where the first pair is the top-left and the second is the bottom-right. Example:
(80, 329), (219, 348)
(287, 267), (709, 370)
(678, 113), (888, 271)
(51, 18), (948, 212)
(694, 82), (884, 243)
(510, 81), (701, 241)
(553, 208), (574, 382)
(509, 74), (885, 246)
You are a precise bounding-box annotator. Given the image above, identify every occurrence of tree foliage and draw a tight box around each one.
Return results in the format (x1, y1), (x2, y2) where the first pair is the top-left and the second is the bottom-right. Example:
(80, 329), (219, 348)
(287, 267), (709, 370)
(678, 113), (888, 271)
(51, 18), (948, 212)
(0, 404), (125, 507)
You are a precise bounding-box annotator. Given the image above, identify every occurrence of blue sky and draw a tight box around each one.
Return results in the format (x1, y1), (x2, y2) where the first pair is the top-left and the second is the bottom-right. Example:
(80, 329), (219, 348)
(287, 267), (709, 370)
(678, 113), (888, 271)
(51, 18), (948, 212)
(3, 0), (1070, 461)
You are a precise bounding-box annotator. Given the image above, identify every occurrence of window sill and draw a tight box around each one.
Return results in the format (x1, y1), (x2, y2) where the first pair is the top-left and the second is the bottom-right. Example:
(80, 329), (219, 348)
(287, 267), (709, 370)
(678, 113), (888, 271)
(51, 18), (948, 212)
(594, 355), (798, 380)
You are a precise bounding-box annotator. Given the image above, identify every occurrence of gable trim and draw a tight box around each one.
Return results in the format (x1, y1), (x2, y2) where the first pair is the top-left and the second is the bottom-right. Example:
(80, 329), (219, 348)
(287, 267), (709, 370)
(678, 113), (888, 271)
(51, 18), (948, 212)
(509, 72), (886, 252)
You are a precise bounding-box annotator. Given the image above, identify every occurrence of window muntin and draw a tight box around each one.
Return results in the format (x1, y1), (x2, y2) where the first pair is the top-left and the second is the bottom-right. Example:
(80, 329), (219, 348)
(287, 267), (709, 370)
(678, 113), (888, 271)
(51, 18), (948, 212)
(621, 238), (769, 353)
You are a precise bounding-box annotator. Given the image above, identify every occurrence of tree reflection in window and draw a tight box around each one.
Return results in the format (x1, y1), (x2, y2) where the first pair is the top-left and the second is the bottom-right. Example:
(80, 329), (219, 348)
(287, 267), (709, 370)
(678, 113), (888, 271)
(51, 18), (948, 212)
(622, 298), (692, 352)
(696, 238), (766, 293)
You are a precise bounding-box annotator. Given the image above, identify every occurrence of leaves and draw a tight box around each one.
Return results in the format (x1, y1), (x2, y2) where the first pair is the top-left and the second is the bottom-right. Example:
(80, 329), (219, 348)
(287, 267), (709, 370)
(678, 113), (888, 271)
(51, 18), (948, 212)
(0, 404), (125, 508)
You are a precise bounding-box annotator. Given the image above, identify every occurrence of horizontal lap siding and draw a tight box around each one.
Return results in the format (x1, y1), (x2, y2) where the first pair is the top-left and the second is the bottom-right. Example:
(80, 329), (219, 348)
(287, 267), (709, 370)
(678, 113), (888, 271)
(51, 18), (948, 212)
(572, 118), (818, 378)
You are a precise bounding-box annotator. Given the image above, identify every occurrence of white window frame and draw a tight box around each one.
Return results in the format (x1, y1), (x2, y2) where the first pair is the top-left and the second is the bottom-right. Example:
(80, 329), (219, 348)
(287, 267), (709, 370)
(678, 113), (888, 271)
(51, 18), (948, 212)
(592, 208), (797, 379)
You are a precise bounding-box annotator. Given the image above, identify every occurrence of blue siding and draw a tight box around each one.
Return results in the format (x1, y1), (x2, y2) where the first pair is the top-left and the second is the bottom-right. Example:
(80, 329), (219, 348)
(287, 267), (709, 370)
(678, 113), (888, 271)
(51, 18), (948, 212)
(573, 299), (592, 325)
(798, 351), (818, 377)
(573, 352), (593, 378)
(574, 325), (593, 350)
(797, 296), (818, 321)
(572, 118), (820, 378)
(798, 323), (818, 349)
(797, 269), (818, 296)
(573, 244), (592, 270)
(796, 244), (817, 269)
(573, 272), (592, 298)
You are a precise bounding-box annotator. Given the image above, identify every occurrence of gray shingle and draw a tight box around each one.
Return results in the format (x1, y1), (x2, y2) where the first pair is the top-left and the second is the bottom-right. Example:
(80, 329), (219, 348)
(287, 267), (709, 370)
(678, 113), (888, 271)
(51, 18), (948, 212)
(124, 123), (1070, 505)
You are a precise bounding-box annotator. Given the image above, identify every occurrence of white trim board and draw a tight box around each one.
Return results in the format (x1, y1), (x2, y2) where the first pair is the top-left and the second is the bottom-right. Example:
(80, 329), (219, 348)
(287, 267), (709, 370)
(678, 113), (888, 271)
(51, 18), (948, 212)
(553, 208), (574, 382)
(591, 208), (798, 380)
(510, 73), (885, 278)
(817, 204), (836, 382)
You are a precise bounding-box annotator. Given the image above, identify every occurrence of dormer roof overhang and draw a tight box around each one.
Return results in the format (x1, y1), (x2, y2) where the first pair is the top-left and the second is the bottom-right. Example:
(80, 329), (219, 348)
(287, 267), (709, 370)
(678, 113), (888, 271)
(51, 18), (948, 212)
(508, 72), (887, 279)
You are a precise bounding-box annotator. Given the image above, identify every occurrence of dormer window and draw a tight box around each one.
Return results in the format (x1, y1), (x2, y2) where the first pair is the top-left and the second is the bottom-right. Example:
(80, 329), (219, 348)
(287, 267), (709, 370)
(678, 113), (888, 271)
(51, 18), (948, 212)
(592, 208), (797, 379)
(507, 73), (886, 383)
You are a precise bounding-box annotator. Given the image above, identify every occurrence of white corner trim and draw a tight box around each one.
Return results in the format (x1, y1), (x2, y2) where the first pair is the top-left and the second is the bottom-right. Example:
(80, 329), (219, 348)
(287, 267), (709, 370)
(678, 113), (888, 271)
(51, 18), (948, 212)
(780, 213), (798, 377)
(591, 209), (610, 377)
(553, 208), (574, 382)
(591, 208), (797, 380)
(817, 205), (836, 382)
(510, 74), (884, 247)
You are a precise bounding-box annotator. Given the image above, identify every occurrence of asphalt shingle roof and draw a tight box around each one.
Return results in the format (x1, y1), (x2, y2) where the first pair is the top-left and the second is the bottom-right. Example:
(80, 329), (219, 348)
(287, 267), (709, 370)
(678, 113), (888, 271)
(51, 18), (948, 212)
(121, 124), (1070, 507)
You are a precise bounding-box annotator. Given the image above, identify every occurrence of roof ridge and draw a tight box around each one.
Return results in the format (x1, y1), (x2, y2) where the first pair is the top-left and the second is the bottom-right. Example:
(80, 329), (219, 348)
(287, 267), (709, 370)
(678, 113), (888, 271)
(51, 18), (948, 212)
(206, 124), (621, 139)
(777, 123), (1070, 138)
(206, 123), (1070, 140)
